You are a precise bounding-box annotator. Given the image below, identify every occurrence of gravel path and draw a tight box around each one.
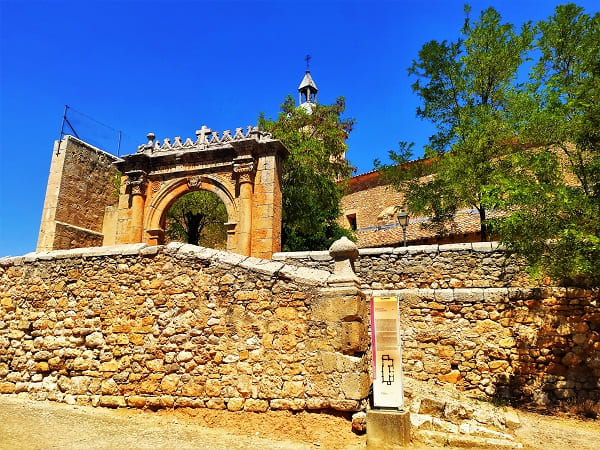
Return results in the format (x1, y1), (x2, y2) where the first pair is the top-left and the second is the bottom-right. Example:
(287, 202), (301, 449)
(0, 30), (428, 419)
(0, 396), (312, 450)
(2, 395), (599, 450)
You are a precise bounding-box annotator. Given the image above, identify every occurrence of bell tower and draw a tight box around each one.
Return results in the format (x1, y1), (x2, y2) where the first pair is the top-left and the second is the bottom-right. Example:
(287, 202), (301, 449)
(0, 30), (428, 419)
(298, 55), (318, 111)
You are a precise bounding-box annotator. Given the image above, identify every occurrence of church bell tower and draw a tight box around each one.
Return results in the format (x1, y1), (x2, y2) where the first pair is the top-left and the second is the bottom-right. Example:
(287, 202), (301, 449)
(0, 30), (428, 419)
(298, 55), (318, 112)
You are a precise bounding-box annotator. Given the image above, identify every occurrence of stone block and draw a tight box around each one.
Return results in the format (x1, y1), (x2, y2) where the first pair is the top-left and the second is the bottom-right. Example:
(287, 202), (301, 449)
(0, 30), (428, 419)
(419, 397), (446, 415)
(160, 374), (180, 394)
(306, 397), (329, 409)
(341, 372), (370, 400)
(281, 381), (304, 398)
(227, 398), (245, 411)
(340, 321), (368, 354)
(327, 399), (359, 411)
(244, 399), (268, 412)
(205, 379), (222, 397)
(438, 370), (461, 384)
(270, 398), (306, 410)
(101, 379), (119, 395)
(313, 289), (367, 322)
(352, 411), (367, 434)
(0, 382), (16, 394)
(206, 398), (226, 410)
(366, 408), (411, 448)
(99, 395), (125, 408)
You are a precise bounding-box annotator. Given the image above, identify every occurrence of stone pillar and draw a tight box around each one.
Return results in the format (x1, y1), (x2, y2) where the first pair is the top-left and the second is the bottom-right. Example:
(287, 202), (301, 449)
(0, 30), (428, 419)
(233, 157), (255, 257)
(125, 170), (147, 244)
(311, 237), (370, 411)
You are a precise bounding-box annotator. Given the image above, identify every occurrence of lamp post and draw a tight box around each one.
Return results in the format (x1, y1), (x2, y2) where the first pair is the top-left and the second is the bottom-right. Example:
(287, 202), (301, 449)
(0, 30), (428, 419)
(397, 208), (409, 247)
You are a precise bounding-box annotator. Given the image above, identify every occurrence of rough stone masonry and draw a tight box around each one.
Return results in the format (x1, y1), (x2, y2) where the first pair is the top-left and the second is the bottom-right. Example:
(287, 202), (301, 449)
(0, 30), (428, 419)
(0, 242), (370, 412)
(275, 243), (600, 407)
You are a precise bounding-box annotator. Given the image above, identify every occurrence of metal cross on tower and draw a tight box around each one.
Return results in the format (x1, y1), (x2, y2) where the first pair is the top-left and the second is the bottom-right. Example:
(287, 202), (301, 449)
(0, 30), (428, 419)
(305, 54), (311, 71)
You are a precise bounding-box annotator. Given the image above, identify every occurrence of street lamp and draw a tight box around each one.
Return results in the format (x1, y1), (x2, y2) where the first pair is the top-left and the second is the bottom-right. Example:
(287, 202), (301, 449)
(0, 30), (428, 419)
(396, 208), (409, 247)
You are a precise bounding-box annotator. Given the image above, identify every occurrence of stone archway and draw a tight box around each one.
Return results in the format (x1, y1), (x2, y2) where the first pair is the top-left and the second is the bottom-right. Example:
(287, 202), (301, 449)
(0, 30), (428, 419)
(113, 127), (288, 259)
(145, 175), (237, 252)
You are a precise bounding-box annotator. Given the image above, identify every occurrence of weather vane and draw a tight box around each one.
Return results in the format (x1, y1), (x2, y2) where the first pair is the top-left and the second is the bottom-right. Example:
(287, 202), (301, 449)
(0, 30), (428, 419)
(305, 54), (311, 71)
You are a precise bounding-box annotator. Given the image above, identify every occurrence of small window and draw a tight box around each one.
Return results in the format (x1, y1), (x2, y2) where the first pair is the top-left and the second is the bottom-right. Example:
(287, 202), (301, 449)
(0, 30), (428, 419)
(346, 213), (357, 231)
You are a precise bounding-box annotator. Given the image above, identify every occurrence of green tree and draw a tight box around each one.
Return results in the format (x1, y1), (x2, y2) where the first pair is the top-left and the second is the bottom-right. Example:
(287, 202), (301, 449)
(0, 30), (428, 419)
(489, 4), (600, 284)
(166, 190), (228, 248)
(377, 6), (533, 241)
(259, 96), (355, 251)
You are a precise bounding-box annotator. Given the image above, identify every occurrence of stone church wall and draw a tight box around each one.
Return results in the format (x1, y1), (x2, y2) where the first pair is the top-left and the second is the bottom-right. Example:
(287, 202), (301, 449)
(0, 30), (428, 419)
(37, 136), (119, 252)
(0, 243), (369, 412)
(274, 244), (600, 406)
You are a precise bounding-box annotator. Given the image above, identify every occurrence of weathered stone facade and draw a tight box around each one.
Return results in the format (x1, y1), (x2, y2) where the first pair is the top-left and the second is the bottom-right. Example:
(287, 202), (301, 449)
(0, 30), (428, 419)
(0, 243), (369, 412)
(274, 244), (600, 406)
(37, 137), (119, 252)
(38, 127), (288, 260)
(113, 128), (288, 259)
(339, 170), (483, 248)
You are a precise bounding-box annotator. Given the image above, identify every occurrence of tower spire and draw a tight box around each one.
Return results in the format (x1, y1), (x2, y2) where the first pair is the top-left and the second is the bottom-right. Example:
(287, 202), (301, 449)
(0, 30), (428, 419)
(298, 55), (318, 111)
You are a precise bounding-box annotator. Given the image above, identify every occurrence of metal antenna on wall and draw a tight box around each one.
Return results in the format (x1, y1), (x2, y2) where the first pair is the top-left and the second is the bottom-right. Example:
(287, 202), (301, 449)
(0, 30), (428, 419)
(57, 105), (80, 156)
(56, 104), (124, 157)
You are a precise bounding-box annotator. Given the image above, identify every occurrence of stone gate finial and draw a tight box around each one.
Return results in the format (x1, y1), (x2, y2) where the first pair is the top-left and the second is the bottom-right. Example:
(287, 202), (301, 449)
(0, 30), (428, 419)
(145, 132), (156, 152)
(328, 236), (359, 287)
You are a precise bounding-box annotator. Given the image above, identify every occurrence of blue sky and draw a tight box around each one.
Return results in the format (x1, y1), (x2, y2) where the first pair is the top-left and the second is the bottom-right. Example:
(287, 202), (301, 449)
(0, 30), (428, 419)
(0, 0), (597, 257)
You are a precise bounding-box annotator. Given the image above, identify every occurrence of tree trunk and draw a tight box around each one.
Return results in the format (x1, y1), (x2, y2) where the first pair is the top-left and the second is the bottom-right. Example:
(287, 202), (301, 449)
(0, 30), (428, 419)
(185, 212), (201, 246)
(479, 207), (488, 242)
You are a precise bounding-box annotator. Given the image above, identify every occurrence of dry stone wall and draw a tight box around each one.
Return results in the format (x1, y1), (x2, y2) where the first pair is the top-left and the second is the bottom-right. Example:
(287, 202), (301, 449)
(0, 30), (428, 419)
(274, 244), (600, 407)
(0, 243), (369, 412)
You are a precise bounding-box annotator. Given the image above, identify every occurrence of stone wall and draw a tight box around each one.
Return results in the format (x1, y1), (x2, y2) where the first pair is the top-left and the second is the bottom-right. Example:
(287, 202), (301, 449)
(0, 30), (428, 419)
(274, 242), (530, 290)
(274, 244), (600, 406)
(37, 136), (119, 252)
(0, 243), (369, 412)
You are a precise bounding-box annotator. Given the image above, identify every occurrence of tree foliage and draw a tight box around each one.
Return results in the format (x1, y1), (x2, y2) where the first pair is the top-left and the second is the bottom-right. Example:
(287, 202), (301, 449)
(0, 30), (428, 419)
(488, 4), (600, 285)
(377, 6), (533, 241)
(166, 191), (227, 248)
(379, 3), (599, 285)
(259, 96), (355, 251)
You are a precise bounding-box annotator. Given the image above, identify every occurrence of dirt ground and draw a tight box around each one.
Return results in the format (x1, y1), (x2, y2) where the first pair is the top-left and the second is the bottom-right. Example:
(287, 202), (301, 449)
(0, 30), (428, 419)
(0, 395), (599, 449)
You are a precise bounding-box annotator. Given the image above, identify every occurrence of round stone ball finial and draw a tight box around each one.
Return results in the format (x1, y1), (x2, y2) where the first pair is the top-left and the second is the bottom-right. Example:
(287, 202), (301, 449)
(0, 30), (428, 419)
(146, 132), (156, 144)
(329, 236), (359, 261)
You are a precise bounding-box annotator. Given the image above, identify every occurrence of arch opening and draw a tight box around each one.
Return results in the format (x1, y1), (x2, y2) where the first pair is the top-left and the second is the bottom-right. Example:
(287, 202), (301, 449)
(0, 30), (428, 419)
(144, 176), (238, 251)
(165, 190), (228, 249)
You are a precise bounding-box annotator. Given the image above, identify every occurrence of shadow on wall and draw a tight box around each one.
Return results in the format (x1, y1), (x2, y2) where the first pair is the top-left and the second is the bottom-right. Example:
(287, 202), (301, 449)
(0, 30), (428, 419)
(492, 288), (600, 412)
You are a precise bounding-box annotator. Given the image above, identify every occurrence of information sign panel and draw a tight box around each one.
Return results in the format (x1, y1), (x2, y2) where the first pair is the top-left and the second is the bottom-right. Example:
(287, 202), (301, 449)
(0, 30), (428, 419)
(371, 296), (404, 408)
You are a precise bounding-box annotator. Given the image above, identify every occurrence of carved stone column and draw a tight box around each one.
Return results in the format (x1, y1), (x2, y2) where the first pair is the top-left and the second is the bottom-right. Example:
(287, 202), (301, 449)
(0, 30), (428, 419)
(233, 157), (255, 256)
(125, 170), (147, 243)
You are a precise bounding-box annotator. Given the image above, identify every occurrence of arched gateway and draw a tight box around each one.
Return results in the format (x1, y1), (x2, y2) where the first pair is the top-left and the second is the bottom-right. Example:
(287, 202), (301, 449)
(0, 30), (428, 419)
(114, 126), (288, 259)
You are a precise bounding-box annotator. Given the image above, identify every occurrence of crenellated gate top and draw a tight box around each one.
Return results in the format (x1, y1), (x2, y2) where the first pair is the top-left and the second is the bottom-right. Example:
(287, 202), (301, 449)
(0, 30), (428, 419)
(113, 125), (288, 259)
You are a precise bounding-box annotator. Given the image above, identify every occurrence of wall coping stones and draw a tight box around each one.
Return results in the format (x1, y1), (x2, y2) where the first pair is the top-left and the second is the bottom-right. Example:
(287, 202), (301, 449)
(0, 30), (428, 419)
(371, 288), (517, 303)
(273, 241), (507, 262)
(239, 257), (285, 277)
(407, 244), (440, 254)
(359, 247), (393, 256)
(279, 265), (330, 286)
(439, 242), (472, 252)
(311, 252), (333, 261)
(0, 243), (331, 287)
(472, 242), (494, 252)
(272, 251), (312, 260)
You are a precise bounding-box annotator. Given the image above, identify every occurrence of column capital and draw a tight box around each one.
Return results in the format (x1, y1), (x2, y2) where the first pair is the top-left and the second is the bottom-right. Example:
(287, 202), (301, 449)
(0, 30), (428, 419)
(233, 156), (255, 184)
(125, 170), (147, 196)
